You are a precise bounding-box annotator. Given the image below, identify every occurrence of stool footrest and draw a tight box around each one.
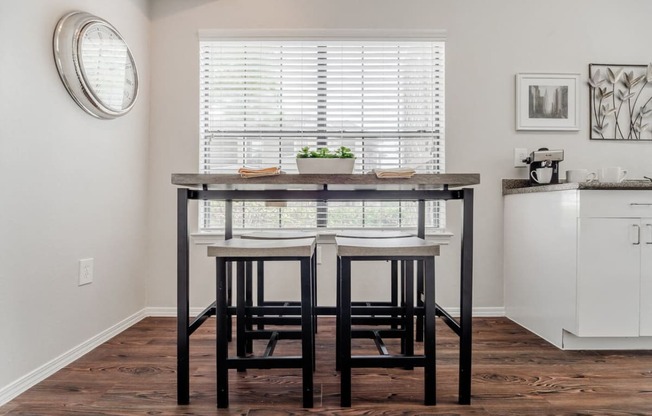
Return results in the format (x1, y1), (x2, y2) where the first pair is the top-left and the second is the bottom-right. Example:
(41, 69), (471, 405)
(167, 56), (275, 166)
(352, 316), (404, 326)
(350, 306), (413, 315)
(227, 356), (304, 369)
(240, 306), (302, 315)
(260, 301), (301, 306)
(349, 355), (426, 368)
(245, 330), (303, 339)
(249, 316), (302, 325)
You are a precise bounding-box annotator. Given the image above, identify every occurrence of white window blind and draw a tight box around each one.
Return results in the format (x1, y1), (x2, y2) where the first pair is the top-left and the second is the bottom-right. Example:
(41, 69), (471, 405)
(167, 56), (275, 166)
(199, 38), (445, 231)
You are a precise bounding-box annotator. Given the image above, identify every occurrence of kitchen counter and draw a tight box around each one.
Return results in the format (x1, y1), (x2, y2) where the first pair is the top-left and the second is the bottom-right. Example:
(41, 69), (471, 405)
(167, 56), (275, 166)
(502, 179), (652, 195)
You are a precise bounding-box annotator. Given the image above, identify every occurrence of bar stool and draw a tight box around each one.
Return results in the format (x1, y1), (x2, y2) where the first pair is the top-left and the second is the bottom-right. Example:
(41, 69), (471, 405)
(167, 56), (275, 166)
(335, 236), (439, 406)
(208, 237), (316, 408)
(334, 230), (413, 370)
(240, 231), (318, 334)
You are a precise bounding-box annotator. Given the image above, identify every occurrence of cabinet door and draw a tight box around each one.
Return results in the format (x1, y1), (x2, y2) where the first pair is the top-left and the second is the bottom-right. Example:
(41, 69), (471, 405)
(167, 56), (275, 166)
(577, 218), (640, 337)
(640, 219), (652, 336)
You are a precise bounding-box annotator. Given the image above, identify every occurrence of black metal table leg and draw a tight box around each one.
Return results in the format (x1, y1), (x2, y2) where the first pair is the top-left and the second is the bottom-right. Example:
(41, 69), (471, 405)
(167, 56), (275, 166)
(340, 257), (352, 407)
(216, 258), (229, 408)
(236, 261), (247, 370)
(256, 261), (265, 330)
(300, 258), (314, 408)
(403, 260), (414, 370)
(459, 188), (474, 405)
(177, 189), (190, 405)
(424, 256), (436, 405)
(335, 255), (341, 371)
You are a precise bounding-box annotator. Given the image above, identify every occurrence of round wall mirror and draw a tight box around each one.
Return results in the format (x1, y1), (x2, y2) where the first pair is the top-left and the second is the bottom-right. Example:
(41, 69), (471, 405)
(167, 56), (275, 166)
(53, 11), (139, 119)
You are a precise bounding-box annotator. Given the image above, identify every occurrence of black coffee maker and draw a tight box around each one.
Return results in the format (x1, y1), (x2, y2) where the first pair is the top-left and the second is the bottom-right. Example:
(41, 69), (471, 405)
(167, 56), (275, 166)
(523, 148), (564, 185)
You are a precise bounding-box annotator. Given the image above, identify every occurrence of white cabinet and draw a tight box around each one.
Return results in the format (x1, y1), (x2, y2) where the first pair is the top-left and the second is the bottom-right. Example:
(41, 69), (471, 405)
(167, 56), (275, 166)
(577, 218), (641, 337)
(640, 224), (652, 336)
(505, 189), (652, 349)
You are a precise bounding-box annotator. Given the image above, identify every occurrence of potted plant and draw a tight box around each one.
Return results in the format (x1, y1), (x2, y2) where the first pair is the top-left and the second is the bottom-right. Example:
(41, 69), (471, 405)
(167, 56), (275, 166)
(296, 146), (356, 174)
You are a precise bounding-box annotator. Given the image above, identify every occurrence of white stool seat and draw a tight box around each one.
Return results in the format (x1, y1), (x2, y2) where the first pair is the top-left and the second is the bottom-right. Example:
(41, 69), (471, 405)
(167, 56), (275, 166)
(335, 236), (440, 257)
(335, 230), (413, 239)
(208, 238), (316, 258)
(241, 230), (318, 240)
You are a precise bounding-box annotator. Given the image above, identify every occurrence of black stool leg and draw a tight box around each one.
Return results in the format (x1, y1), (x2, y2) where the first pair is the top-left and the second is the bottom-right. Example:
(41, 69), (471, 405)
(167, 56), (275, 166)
(236, 261), (247, 372)
(226, 262), (233, 342)
(404, 260), (414, 370)
(340, 256), (352, 407)
(216, 258), (229, 408)
(300, 258), (314, 408)
(391, 260), (399, 329)
(256, 261), (265, 330)
(424, 256), (436, 405)
(416, 261), (424, 342)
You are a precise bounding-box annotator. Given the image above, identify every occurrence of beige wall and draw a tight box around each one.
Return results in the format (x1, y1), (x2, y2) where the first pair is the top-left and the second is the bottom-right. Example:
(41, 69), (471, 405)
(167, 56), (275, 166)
(147, 0), (652, 311)
(0, 0), (150, 392)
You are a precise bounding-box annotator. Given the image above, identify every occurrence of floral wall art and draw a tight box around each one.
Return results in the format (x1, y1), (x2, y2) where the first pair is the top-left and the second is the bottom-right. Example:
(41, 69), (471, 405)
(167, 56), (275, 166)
(589, 63), (652, 141)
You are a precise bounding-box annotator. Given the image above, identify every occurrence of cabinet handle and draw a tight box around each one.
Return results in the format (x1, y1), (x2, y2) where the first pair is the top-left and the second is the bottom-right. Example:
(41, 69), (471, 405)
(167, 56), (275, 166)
(647, 224), (652, 245)
(632, 224), (641, 245)
(630, 203), (652, 206)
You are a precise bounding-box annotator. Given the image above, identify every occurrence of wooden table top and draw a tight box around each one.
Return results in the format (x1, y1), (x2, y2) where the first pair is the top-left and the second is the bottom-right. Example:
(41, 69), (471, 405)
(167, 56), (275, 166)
(171, 173), (480, 189)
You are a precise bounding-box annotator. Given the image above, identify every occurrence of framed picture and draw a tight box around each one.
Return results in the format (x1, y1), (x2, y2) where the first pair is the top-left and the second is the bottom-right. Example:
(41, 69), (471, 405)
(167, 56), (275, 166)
(516, 73), (580, 131)
(589, 63), (652, 141)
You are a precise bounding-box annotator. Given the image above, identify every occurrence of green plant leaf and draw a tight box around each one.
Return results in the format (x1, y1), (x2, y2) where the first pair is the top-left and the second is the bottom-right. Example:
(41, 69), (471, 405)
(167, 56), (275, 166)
(296, 146), (355, 159)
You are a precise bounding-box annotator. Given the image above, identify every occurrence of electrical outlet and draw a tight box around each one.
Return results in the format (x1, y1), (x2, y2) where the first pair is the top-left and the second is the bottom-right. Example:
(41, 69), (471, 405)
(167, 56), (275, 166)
(79, 258), (94, 286)
(514, 148), (528, 168)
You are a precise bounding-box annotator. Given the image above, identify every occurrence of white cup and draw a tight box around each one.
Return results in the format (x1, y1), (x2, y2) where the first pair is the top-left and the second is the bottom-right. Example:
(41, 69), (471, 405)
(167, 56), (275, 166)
(530, 167), (553, 184)
(598, 167), (627, 183)
(566, 169), (597, 183)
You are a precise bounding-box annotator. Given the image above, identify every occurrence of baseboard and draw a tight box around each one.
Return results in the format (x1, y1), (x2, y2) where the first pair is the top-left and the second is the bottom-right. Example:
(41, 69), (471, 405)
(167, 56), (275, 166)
(0, 309), (147, 407)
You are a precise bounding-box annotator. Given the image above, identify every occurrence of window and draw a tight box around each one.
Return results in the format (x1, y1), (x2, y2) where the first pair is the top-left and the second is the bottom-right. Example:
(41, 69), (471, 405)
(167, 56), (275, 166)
(199, 35), (445, 232)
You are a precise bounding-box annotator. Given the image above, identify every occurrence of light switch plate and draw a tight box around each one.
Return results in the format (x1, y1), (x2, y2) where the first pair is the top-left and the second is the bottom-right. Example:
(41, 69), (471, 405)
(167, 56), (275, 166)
(79, 258), (94, 286)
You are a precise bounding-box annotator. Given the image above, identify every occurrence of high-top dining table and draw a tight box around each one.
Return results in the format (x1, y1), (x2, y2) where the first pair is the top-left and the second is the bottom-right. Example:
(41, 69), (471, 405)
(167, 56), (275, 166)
(171, 172), (480, 406)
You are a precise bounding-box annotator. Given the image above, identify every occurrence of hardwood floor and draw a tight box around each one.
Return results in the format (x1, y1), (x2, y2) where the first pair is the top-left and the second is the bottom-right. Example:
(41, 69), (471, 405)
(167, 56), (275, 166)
(1, 317), (651, 415)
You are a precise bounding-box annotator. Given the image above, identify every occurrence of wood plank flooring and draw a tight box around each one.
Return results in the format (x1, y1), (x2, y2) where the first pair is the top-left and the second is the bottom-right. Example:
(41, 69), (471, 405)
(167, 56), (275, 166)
(1, 317), (651, 415)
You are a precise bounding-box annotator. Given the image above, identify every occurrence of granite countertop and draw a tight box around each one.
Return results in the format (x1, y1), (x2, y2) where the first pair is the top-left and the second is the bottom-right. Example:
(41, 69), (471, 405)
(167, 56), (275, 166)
(503, 179), (652, 195)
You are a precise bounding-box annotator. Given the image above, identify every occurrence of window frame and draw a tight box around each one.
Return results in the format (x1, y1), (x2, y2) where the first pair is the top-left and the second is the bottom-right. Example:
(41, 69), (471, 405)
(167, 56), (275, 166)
(198, 29), (447, 233)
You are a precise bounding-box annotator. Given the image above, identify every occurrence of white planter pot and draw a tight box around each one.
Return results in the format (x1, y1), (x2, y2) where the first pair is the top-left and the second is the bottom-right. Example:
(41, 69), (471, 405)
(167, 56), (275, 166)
(296, 158), (355, 174)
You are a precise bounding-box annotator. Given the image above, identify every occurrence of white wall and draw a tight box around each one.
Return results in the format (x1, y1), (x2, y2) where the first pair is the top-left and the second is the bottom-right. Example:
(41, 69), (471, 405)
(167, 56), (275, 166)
(2, 0), (652, 402)
(0, 0), (150, 393)
(147, 0), (652, 312)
